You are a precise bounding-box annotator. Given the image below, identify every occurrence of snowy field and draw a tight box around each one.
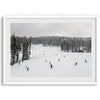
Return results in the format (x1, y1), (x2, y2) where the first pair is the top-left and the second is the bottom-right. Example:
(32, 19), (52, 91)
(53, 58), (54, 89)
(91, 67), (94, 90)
(11, 44), (92, 77)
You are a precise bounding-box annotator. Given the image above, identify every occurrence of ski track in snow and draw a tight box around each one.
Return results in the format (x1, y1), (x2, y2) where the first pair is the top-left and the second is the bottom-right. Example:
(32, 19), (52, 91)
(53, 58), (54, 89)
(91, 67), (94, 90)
(11, 44), (92, 77)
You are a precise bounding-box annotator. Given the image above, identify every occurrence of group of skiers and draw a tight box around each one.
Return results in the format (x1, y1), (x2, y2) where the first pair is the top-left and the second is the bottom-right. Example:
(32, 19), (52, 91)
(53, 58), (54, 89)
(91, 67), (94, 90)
(75, 59), (87, 66)
(10, 33), (31, 65)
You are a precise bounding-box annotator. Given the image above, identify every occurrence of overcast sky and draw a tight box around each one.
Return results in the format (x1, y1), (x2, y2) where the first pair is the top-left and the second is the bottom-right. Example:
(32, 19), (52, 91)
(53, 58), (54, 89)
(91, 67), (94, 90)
(11, 23), (91, 37)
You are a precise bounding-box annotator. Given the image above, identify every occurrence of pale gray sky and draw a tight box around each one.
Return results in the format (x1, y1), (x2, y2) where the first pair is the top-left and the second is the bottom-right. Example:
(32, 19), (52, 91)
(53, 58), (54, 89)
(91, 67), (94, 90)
(11, 23), (91, 37)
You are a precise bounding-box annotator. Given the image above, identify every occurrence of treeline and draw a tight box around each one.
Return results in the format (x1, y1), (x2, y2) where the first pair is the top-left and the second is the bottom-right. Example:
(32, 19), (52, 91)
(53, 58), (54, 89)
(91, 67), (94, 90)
(61, 37), (91, 52)
(11, 34), (31, 65)
(31, 36), (91, 53)
(31, 36), (62, 46)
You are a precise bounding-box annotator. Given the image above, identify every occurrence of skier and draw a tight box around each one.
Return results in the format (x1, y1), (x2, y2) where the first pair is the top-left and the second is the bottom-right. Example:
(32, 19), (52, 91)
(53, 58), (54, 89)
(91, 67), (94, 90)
(45, 59), (47, 63)
(49, 62), (53, 69)
(50, 64), (53, 69)
(26, 65), (29, 72)
(58, 59), (60, 62)
(75, 62), (77, 66)
(85, 59), (87, 63)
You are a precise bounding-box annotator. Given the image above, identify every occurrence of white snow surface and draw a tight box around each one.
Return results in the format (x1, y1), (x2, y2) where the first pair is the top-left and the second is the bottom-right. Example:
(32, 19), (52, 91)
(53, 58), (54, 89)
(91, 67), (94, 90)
(11, 44), (92, 77)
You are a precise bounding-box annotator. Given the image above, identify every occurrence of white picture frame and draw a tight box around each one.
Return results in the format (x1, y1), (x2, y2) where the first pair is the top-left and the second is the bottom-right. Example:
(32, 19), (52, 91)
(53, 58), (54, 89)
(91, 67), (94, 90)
(3, 16), (97, 85)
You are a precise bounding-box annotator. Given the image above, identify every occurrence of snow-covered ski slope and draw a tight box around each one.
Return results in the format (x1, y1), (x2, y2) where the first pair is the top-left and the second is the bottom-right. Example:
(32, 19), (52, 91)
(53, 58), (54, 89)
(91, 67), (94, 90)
(11, 44), (92, 77)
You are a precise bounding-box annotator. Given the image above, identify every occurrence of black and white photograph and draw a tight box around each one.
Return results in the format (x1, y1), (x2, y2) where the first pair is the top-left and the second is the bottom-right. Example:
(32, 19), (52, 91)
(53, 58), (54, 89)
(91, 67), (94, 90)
(3, 17), (96, 84)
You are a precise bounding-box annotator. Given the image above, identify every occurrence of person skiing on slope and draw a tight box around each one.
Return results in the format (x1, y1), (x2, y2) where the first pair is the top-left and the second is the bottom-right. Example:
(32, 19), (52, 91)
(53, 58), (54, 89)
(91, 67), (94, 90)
(45, 59), (47, 63)
(26, 65), (29, 72)
(75, 62), (77, 66)
(49, 62), (53, 69)
(85, 59), (87, 63)
(58, 59), (60, 62)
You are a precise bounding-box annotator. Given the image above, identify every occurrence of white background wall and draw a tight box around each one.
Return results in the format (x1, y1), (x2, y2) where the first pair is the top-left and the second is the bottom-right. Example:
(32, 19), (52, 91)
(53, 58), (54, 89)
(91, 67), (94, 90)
(0, 0), (99, 100)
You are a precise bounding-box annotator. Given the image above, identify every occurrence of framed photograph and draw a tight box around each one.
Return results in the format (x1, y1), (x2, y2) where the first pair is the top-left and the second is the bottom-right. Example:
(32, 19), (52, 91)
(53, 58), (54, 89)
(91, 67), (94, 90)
(3, 16), (96, 85)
